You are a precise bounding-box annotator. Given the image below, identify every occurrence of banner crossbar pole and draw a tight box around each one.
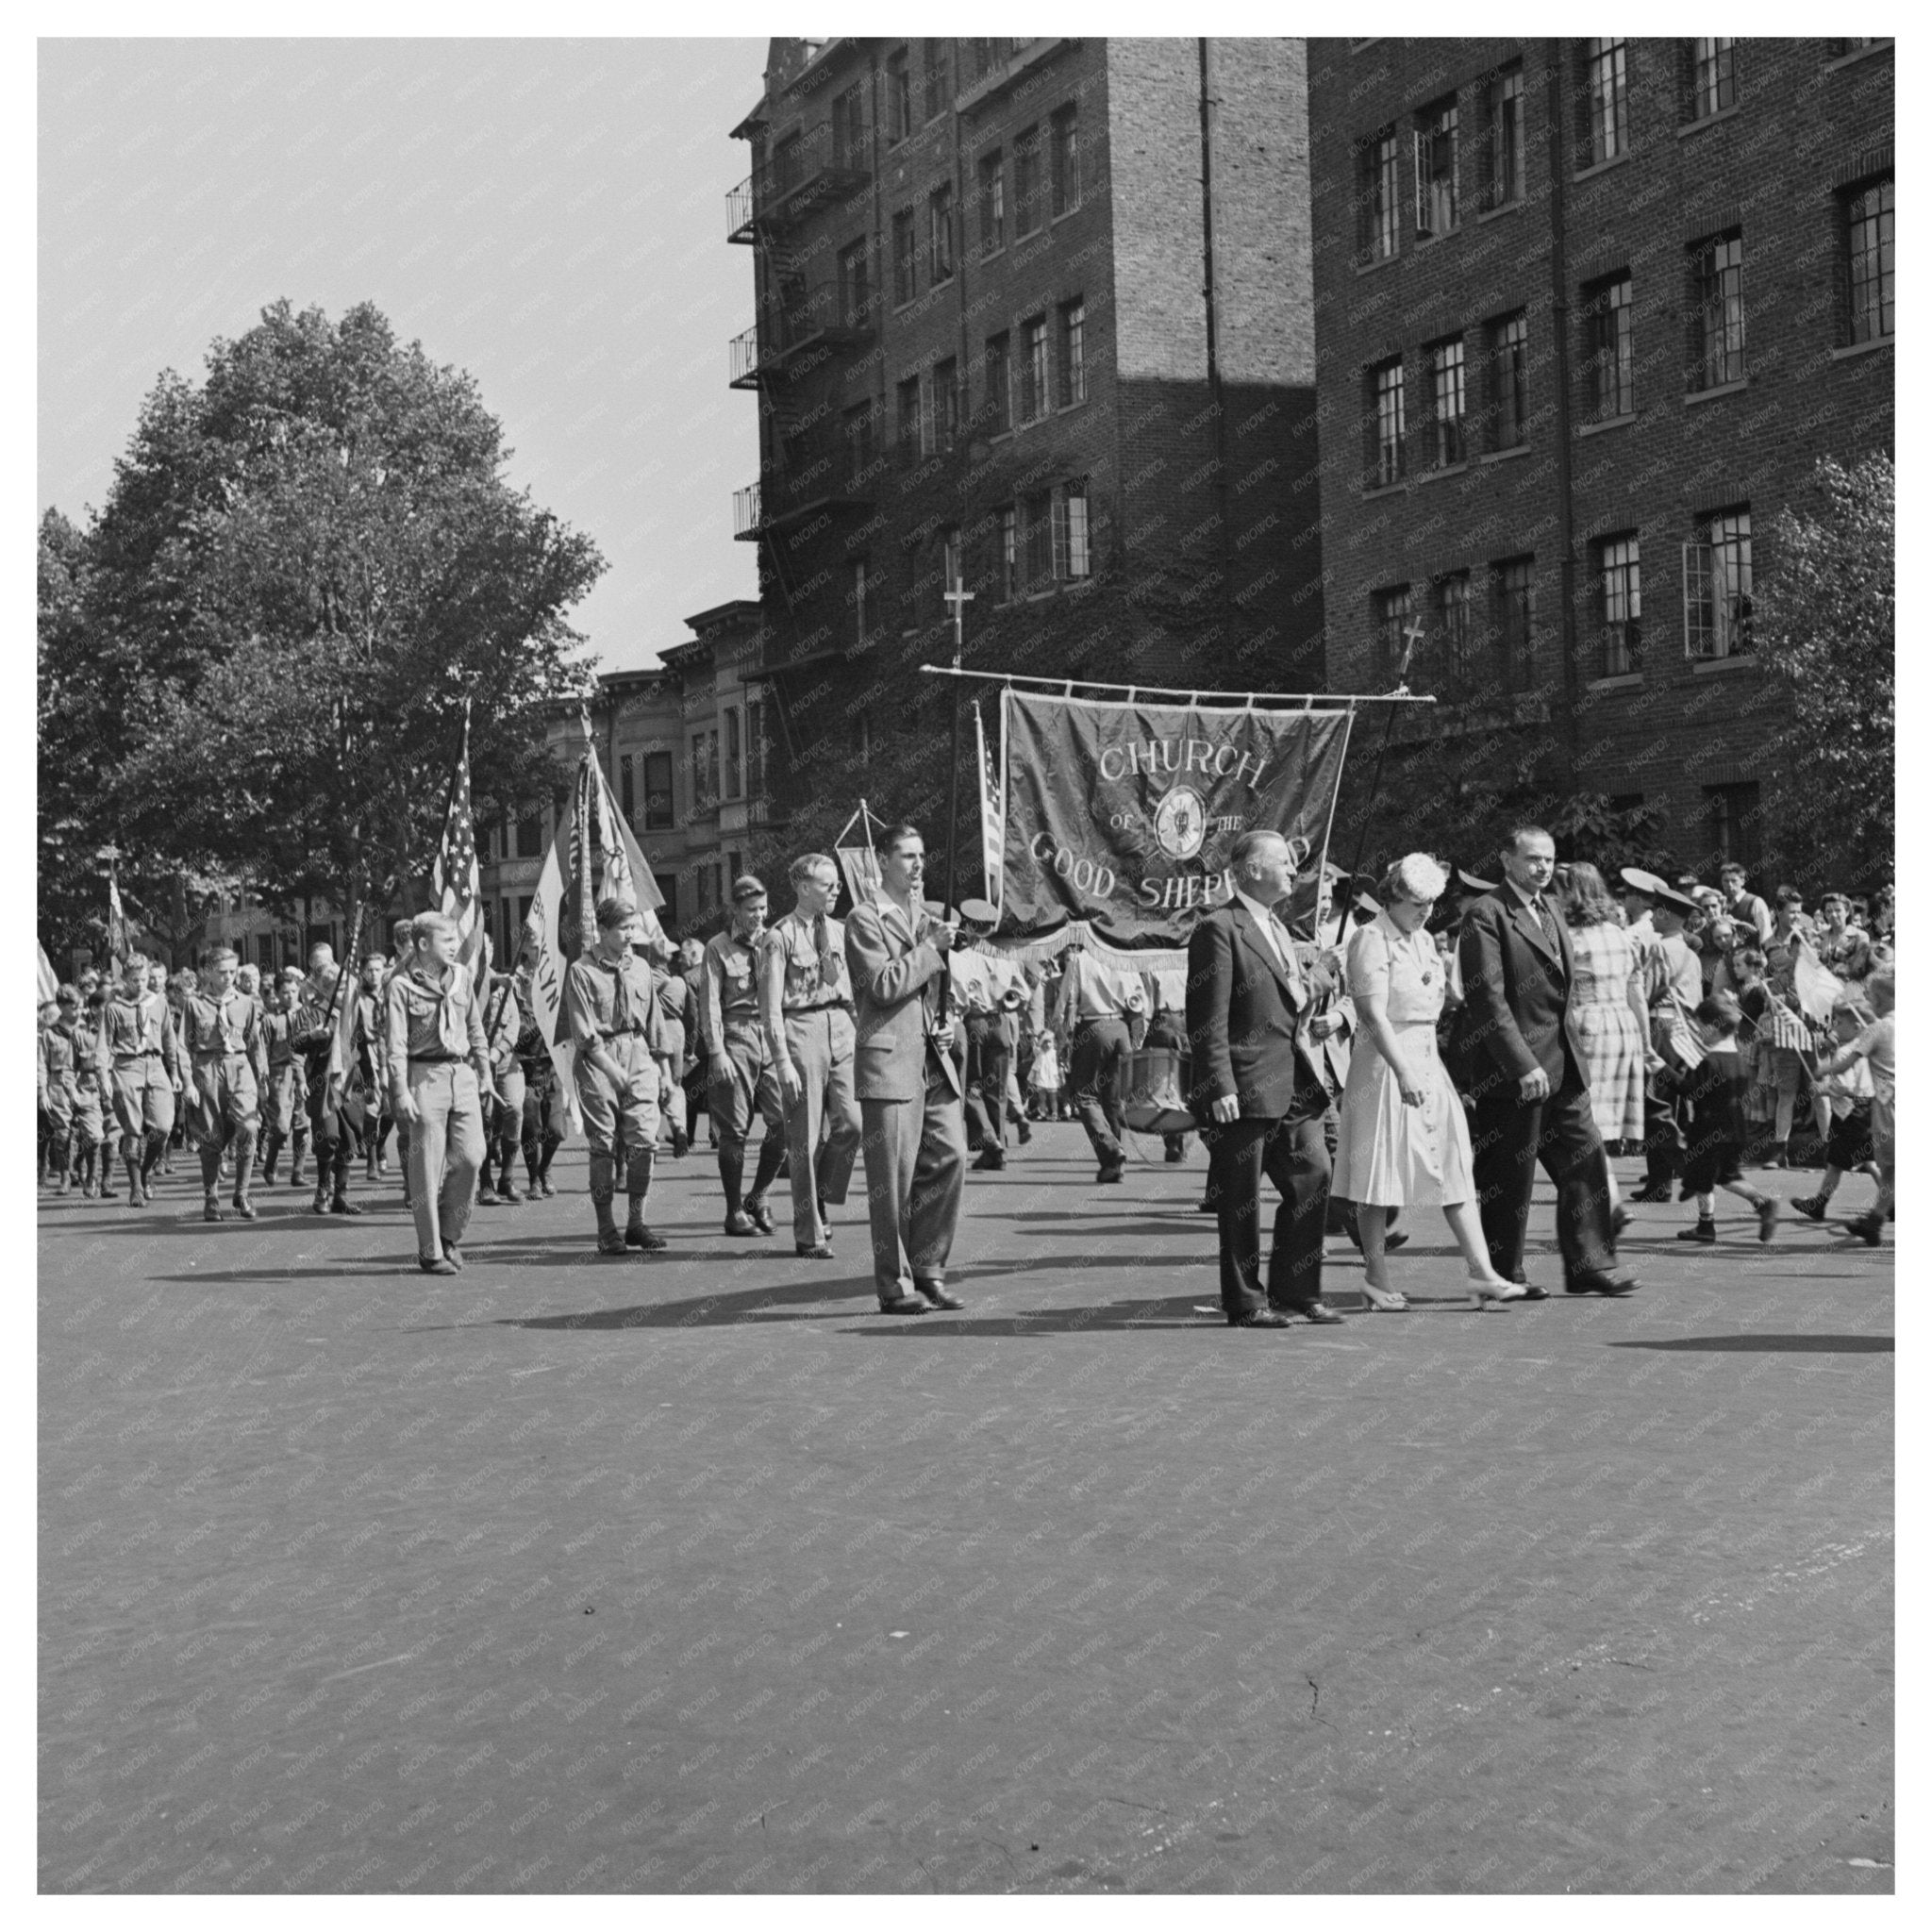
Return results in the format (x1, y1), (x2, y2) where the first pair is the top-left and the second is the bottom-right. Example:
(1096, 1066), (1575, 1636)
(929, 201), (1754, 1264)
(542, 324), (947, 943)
(916, 663), (1432, 706)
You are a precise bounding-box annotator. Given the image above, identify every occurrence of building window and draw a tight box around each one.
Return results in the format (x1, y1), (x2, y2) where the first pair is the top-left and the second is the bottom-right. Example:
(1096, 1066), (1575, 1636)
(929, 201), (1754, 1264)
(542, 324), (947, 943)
(1845, 176), (1894, 345)
(746, 703), (765, 797)
(1580, 39), (1629, 167)
(1018, 315), (1049, 423)
(832, 84), (866, 169)
(1826, 38), (1891, 59)
(1013, 125), (1041, 236)
(1050, 105), (1079, 218)
(1491, 556), (1534, 690)
(1595, 533), (1641, 675)
(891, 208), (916, 307)
(853, 558), (874, 644)
(991, 506), (1017, 603)
(652, 874), (677, 926)
(923, 39), (951, 123)
(941, 525), (962, 608)
(984, 331), (1010, 433)
(977, 148), (1005, 255)
(1425, 337), (1466, 469)
(1371, 586), (1412, 684)
(1436, 571), (1471, 675)
(896, 375), (923, 464)
(1367, 357), (1405, 489)
(1413, 96), (1457, 238)
(843, 401), (878, 487)
(1479, 64), (1523, 212)
(933, 356), (959, 449)
(1688, 38), (1736, 120)
(619, 752), (636, 824)
(929, 182), (955, 284)
(886, 48), (911, 145)
(724, 708), (743, 802)
(1357, 125), (1400, 263)
(1487, 311), (1529, 450)
(1690, 231), (1746, 389)
(643, 751), (675, 830)
(1684, 508), (1752, 659)
(771, 131), (803, 201)
(1058, 298), (1086, 406)
(838, 238), (873, 327)
(1054, 479), (1091, 581)
(1023, 489), (1053, 587)
(516, 810), (542, 858)
(1706, 781), (1762, 870)
(1582, 273), (1635, 421)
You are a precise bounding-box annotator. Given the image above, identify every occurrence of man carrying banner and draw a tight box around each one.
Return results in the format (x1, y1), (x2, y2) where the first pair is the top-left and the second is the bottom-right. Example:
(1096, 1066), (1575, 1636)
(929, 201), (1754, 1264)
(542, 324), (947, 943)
(845, 823), (967, 1314)
(386, 910), (495, 1274)
(759, 852), (863, 1257)
(1186, 831), (1346, 1328)
(100, 952), (185, 1208)
(475, 965), (527, 1207)
(179, 946), (270, 1222)
(291, 960), (361, 1217)
(702, 875), (788, 1237)
(1053, 941), (1149, 1184)
(563, 897), (671, 1256)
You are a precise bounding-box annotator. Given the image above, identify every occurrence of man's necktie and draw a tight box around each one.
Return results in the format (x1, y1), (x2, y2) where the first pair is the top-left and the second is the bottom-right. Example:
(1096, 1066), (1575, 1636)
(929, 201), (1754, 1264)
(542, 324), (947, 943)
(1533, 896), (1555, 943)
(814, 913), (832, 991)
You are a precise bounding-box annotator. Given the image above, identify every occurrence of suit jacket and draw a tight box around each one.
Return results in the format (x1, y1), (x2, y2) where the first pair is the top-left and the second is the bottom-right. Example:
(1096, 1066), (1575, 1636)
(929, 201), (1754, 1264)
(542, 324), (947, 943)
(844, 897), (963, 1105)
(1185, 902), (1336, 1119)
(1454, 888), (1586, 1092)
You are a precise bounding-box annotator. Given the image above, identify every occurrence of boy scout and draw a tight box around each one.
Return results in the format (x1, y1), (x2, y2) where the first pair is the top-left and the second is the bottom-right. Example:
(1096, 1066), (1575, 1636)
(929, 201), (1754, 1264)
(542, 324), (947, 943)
(759, 853), (863, 1257)
(291, 963), (361, 1217)
(258, 968), (310, 1187)
(564, 897), (672, 1255)
(386, 910), (493, 1274)
(702, 875), (788, 1237)
(179, 946), (271, 1221)
(475, 966), (527, 1207)
(100, 952), (185, 1207)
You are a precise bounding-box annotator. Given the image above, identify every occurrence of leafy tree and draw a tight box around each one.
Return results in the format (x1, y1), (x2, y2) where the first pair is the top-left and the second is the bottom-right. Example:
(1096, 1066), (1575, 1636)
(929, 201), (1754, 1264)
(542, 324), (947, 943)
(40, 300), (605, 943)
(1750, 453), (1893, 890)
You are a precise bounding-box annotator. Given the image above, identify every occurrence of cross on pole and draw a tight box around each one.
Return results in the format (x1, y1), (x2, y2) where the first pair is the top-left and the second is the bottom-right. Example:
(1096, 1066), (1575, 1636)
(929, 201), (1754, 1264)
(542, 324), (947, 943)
(943, 579), (974, 670)
(1398, 610), (1426, 677)
(942, 575), (974, 913)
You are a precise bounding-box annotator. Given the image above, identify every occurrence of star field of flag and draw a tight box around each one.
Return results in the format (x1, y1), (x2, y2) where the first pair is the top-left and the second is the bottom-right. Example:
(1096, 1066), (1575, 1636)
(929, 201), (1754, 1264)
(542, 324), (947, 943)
(433, 713), (485, 975)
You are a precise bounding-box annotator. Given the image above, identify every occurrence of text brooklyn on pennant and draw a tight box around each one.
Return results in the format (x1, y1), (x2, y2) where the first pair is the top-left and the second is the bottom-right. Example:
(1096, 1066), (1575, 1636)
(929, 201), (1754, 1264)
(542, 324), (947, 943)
(990, 688), (1357, 967)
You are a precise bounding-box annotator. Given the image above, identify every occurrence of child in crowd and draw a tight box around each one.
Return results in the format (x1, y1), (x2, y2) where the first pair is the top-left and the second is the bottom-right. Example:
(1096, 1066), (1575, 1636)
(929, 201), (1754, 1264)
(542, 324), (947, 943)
(1791, 998), (1882, 1224)
(1676, 990), (1782, 1244)
(1810, 968), (1894, 1244)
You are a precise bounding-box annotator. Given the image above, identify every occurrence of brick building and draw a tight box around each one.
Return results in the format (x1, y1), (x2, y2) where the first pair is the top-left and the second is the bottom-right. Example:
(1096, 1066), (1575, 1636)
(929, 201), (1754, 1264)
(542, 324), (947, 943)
(726, 37), (1325, 847)
(1307, 36), (1892, 874)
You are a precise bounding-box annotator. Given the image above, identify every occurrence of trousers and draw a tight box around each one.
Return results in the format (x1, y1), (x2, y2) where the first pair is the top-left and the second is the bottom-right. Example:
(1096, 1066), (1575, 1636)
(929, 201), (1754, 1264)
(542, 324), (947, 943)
(1069, 1017), (1132, 1168)
(780, 1008), (862, 1246)
(1471, 1064), (1617, 1284)
(1203, 1086), (1332, 1316)
(110, 1055), (175, 1151)
(858, 1080), (966, 1303)
(404, 1060), (485, 1260)
(963, 1013), (1016, 1153)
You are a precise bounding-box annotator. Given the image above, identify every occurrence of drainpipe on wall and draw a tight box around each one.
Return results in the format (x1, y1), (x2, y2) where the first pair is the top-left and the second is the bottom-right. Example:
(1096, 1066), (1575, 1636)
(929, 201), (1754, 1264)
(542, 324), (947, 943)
(1545, 40), (1581, 791)
(1198, 40), (1233, 606)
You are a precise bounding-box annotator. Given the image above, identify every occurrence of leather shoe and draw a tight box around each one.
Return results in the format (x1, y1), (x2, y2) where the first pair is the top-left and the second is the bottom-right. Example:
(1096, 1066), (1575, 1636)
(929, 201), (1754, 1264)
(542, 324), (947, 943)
(724, 1210), (759, 1237)
(1631, 1182), (1673, 1204)
(1384, 1232), (1408, 1252)
(1566, 1269), (1640, 1295)
(879, 1293), (929, 1315)
(745, 1197), (775, 1234)
(1297, 1303), (1346, 1325)
(972, 1150), (1006, 1171)
(1097, 1165), (1124, 1184)
(795, 1241), (835, 1259)
(1227, 1307), (1291, 1328)
(1610, 1205), (1632, 1238)
(1196, 1198), (1220, 1214)
(916, 1281), (963, 1309)
(626, 1223), (669, 1251)
(417, 1254), (458, 1275)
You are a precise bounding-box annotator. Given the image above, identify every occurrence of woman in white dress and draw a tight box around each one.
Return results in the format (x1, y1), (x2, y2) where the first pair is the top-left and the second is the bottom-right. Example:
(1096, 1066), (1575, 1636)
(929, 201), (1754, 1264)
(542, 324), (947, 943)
(1333, 854), (1526, 1310)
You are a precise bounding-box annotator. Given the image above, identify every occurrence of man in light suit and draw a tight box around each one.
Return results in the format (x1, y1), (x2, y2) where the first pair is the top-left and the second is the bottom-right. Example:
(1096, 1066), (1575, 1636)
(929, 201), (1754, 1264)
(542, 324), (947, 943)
(1186, 829), (1346, 1328)
(844, 823), (968, 1314)
(1457, 824), (1637, 1296)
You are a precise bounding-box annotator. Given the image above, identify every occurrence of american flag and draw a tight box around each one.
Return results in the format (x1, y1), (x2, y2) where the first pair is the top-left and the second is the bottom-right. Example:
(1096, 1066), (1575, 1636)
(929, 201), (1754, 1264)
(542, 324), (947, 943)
(432, 703), (486, 978)
(974, 697), (1005, 915)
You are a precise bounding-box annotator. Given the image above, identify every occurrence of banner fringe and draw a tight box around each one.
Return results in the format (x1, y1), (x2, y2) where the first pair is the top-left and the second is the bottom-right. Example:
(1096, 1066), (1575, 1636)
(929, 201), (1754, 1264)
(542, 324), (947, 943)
(985, 924), (1190, 975)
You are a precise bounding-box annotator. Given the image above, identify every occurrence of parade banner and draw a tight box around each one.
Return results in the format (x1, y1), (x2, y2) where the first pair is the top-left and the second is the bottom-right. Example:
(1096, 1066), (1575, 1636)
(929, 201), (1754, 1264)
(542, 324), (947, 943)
(37, 941), (58, 1006)
(991, 689), (1356, 967)
(522, 829), (584, 1135)
(973, 703), (1003, 908)
(833, 802), (885, 911)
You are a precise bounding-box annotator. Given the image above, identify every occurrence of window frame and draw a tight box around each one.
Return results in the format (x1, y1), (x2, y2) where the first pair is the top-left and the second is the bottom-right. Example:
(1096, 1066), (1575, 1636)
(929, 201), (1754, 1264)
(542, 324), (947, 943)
(1580, 38), (1629, 169)
(1683, 508), (1753, 660)
(1413, 95), (1459, 239)
(1690, 230), (1746, 391)
(1491, 556), (1535, 690)
(1595, 532), (1641, 676)
(896, 375), (923, 465)
(928, 181), (955, 285)
(1019, 313), (1049, 424)
(1687, 38), (1737, 122)
(1425, 335), (1467, 469)
(984, 331), (1011, 434)
(1582, 272), (1635, 422)
(1058, 297), (1087, 407)
(1479, 64), (1523, 212)
(977, 148), (1005, 257)
(933, 356), (959, 450)
(1844, 175), (1894, 346)
(1050, 105), (1079, 219)
(1367, 355), (1406, 490)
(1371, 585), (1413, 685)
(1487, 310), (1529, 451)
(886, 48), (912, 146)
(642, 751), (675, 832)
(891, 207), (917, 308)
(1013, 125), (1042, 237)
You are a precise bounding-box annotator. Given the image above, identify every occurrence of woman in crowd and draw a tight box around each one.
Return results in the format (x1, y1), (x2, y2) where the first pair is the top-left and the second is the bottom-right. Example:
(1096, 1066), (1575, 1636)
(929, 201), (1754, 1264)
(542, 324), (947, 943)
(1561, 862), (1649, 1183)
(1332, 853), (1526, 1310)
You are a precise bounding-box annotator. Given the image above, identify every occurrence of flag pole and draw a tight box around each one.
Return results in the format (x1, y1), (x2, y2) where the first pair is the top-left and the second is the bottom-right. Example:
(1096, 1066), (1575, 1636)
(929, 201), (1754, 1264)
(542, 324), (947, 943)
(941, 574), (974, 919)
(1343, 613), (1426, 892)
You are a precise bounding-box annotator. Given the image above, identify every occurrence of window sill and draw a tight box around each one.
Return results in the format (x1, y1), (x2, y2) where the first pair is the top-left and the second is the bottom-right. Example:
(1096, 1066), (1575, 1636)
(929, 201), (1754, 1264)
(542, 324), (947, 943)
(980, 244), (1006, 263)
(1476, 200), (1521, 224)
(1416, 461), (1471, 484)
(1824, 43), (1892, 73)
(1577, 412), (1637, 438)
(1051, 205), (1081, 227)
(1831, 337), (1892, 362)
(1684, 377), (1750, 406)
(1352, 251), (1401, 277)
(1057, 396), (1090, 416)
(1573, 152), (1631, 184)
(1691, 654), (1757, 675)
(1413, 225), (1461, 246)
(1359, 479), (1407, 501)
(1678, 106), (1740, 139)
(1587, 674), (1642, 692)
(1478, 443), (1531, 463)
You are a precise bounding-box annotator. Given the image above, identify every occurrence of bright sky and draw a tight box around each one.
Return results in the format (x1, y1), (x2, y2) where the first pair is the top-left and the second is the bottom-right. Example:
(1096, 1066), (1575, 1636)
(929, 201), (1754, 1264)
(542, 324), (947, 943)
(38, 37), (767, 673)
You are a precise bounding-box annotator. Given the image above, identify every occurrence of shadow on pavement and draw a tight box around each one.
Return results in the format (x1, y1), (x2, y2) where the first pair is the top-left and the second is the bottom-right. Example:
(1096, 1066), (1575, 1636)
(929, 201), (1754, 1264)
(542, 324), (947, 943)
(495, 1276), (884, 1329)
(1607, 1334), (1893, 1354)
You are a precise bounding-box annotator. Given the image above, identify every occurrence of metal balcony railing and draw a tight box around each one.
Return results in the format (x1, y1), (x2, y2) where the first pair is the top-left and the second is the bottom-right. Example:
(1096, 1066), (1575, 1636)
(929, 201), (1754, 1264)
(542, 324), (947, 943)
(724, 125), (870, 243)
(728, 325), (759, 388)
(733, 481), (761, 540)
(729, 288), (874, 389)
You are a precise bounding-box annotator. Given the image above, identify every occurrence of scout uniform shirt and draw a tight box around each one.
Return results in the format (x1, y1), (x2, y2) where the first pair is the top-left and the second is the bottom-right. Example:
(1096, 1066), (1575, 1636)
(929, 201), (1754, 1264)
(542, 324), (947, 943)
(701, 926), (767, 1054)
(562, 947), (666, 1062)
(180, 987), (264, 1064)
(759, 908), (853, 1034)
(383, 960), (489, 1104)
(1053, 949), (1150, 1029)
(99, 990), (182, 1079)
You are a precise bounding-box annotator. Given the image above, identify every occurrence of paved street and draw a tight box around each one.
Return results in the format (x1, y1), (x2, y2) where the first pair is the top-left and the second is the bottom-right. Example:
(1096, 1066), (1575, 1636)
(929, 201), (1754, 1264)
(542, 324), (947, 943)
(39, 1125), (1893, 1894)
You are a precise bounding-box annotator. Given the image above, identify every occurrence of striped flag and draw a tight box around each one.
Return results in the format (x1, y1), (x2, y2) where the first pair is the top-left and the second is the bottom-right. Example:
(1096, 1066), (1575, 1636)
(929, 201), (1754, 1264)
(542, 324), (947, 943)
(432, 703), (486, 978)
(521, 819), (584, 1134)
(36, 941), (59, 1006)
(974, 697), (1005, 918)
(106, 874), (133, 972)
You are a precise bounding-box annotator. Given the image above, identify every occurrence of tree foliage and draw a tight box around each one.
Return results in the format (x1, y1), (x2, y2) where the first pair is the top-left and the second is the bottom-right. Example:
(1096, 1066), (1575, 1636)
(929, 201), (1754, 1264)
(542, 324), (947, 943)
(1750, 453), (1893, 889)
(39, 300), (605, 957)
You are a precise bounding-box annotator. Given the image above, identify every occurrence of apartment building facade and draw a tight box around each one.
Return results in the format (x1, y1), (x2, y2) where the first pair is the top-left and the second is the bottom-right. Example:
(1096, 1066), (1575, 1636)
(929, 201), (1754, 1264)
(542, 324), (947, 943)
(727, 37), (1325, 844)
(1307, 36), (1893, 874)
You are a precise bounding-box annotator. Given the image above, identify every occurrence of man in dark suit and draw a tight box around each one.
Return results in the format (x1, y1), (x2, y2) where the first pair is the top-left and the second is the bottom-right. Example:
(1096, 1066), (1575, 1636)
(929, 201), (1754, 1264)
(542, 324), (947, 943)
(1457, 824), (1638, 1296)
(1186, 830), (1346, 1329)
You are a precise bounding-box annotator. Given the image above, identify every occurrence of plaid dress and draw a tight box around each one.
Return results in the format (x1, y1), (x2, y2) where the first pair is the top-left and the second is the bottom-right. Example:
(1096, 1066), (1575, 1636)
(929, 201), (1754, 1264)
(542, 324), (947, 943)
(1567, 919), (1646, 1142)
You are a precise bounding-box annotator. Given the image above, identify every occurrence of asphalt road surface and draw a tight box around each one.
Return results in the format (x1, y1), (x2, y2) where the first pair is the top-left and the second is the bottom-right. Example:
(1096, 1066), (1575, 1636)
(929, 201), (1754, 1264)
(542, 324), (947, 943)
(39, 1125), (1893, 1893)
